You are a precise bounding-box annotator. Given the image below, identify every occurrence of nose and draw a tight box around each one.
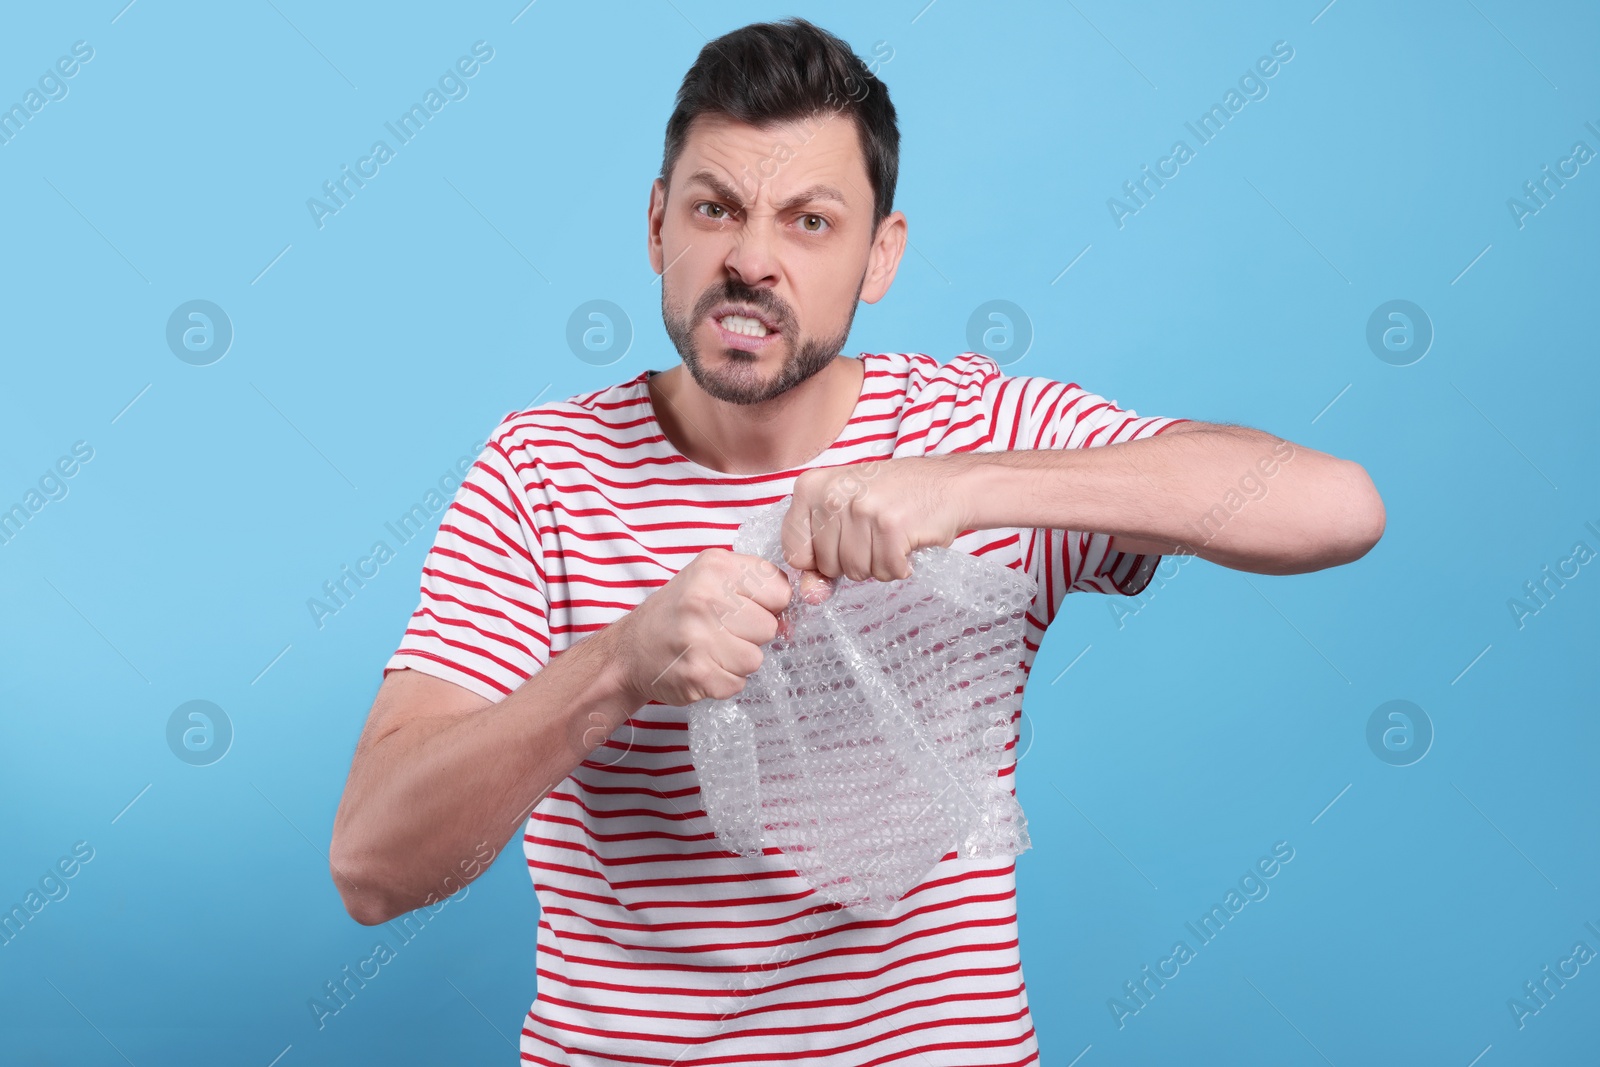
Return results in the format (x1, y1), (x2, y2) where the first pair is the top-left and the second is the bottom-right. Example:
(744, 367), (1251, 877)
(723, 217), (781, 289)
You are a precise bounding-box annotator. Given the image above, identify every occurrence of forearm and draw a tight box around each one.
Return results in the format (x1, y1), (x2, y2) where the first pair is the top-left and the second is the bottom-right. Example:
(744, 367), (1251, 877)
(952, 424), (1385, 575)
(331, 622), (643, 924)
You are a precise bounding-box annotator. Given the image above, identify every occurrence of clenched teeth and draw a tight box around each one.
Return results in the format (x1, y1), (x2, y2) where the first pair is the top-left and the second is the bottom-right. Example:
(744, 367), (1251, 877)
(718, 314), (771, 337)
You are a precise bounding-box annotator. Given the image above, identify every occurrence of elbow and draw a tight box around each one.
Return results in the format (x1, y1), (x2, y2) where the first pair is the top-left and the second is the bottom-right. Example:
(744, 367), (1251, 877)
(330, 837), (405, 927)
(1329, 459), (1385, 565)
(1267, 460), (1384, 574)
(339, 886), (399, 928)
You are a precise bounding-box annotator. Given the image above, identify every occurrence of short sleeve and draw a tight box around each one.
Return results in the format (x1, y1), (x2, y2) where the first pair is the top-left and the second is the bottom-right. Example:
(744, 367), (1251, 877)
(996, 375), (1189, 613)
(385, 426), (550, 702)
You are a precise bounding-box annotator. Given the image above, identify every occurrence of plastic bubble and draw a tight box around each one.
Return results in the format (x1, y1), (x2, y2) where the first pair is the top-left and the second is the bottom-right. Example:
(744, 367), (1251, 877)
(687, 498), (1038, 913)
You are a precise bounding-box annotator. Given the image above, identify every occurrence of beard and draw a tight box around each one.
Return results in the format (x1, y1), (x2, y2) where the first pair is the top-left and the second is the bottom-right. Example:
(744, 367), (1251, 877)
(662, 272), (865, 407)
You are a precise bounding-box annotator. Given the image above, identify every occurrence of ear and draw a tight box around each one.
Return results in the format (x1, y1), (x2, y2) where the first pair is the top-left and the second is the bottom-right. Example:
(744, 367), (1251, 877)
(860, 210), (907, 305)
(647, 178), (667, 275)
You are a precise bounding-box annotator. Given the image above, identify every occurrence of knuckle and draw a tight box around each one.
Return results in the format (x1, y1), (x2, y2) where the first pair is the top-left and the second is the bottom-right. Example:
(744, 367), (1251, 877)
(695, 583), (733, 611)
(697, 548), (733, 576)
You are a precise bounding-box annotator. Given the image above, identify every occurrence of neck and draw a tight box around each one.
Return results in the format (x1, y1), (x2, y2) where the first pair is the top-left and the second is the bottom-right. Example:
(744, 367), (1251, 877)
(649, 355), (864, 475)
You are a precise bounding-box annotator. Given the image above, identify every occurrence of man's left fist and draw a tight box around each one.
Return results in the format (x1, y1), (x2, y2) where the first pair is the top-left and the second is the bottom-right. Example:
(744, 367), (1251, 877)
(780, 456), (967, 582)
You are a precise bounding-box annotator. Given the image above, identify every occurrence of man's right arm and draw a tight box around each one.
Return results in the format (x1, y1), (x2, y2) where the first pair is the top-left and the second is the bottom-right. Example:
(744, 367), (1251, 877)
(328, 547), (795, 926)
(329, 618), (642, 926)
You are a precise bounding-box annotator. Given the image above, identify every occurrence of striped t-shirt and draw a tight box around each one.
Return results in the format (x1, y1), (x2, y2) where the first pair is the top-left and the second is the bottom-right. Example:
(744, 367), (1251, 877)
(387, 350), (1184, 1065)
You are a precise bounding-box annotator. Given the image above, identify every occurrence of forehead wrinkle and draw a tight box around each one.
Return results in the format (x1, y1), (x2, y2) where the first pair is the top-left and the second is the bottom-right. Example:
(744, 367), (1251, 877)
(679, 117), (868, 214)
(683, 168), (747, 207)
(772, 184), (847, 213)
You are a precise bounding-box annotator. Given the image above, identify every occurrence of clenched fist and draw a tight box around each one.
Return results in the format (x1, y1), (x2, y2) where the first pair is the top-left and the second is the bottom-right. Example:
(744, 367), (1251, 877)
(613, 548), (801, 707)
(781, 456), (967, 582)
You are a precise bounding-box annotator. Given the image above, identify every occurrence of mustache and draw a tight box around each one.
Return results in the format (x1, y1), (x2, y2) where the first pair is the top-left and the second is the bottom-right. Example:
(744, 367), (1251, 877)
(692, 281), (796, 333)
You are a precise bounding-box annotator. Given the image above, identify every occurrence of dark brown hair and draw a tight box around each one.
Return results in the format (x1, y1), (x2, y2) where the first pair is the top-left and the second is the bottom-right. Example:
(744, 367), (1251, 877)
(660, 17), (898, 228)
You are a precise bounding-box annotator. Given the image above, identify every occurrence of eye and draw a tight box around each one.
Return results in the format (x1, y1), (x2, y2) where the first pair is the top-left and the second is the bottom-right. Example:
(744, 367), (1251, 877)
(799, 214), (829, 233)
(696, 201), (732, 220)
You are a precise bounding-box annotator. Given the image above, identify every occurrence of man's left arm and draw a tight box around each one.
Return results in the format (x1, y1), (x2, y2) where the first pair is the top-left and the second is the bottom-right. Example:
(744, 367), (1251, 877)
(952, 421), (1385, 576)
(781, 421), (1385, 581)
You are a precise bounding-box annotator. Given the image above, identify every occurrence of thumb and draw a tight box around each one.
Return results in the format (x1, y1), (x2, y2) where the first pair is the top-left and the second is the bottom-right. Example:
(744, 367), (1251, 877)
(796, 568), (835, 605)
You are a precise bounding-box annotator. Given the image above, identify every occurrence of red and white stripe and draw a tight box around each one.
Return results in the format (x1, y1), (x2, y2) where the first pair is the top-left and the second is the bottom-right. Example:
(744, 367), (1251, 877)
(387, 351), (1184, 1064)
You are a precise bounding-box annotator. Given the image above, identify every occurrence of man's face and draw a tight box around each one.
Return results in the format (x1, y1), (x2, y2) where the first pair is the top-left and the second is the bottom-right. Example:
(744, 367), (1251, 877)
(650, 111), (900, 406)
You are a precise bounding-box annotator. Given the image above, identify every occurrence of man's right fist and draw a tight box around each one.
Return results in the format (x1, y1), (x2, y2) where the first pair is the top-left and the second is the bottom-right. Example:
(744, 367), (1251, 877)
(615, 548), (796, 707)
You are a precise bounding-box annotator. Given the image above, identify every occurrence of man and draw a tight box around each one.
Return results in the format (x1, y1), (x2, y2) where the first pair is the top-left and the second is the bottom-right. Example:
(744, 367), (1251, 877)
(330, 18), (1384, 1065)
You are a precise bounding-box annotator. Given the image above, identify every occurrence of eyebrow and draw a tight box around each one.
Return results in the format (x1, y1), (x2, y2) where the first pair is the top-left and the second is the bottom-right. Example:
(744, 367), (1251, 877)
(683, 169), (848, 213)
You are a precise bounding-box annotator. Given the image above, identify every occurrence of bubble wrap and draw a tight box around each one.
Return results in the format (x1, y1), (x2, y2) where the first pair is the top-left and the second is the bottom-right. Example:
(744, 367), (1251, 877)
(686, 498), (1039, 913)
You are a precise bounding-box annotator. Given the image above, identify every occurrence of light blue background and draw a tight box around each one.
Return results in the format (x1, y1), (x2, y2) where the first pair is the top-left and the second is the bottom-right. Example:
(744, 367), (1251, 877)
(2, 1), (1596, 1064)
